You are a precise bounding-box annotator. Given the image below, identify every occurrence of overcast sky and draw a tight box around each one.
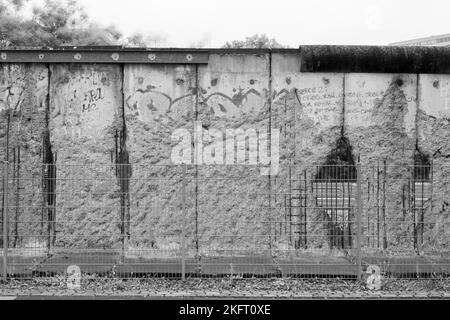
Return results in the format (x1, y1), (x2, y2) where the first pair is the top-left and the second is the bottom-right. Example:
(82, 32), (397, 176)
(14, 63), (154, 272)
(76, 0), (450, 47)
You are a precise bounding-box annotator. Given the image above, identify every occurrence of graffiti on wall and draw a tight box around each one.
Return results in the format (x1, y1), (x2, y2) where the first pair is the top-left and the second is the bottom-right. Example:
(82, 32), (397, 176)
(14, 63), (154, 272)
(81, 88), (104, 113)
(125, 83), (324, 123)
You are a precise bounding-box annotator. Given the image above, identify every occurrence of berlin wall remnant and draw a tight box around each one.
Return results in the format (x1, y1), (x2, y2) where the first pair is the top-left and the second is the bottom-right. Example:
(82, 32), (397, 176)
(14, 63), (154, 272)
(196, 53), (271, 254)
(271, 53), (346, 250)
(49, 64), (123, 248)
(344, 73), (417, 250)
(417, 74), (450, 250)
(0, 46), (450, 254)
(124, 64), (196, 254)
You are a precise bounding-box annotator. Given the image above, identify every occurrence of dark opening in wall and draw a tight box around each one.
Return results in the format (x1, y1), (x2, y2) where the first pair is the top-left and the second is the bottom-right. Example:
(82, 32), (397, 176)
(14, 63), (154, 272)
(42, 129), (57, 248)
(113, 128), (131, 247)
(414, 149), (431, 182)
(313, 136), (357, 250)
(412, 148), (431, 252)
(315, 136), (357, 182)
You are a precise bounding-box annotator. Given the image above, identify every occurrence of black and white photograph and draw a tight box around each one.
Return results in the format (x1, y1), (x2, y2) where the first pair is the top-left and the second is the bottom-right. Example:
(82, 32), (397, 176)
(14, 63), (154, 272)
(0, 0), (450, 310)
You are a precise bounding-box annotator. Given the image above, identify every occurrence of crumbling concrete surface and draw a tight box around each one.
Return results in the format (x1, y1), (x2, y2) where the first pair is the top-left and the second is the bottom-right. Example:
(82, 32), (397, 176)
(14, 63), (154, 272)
(345, 74), (417, 250)
(0, 64), (48, 248)
(124, 64), (196, 253)
(49, 64), (123, 248)
(0, 51), (450, 256)
(417, 74), (450, 250)
(271, 53), (346, 250)
(195, 54), (271, 254)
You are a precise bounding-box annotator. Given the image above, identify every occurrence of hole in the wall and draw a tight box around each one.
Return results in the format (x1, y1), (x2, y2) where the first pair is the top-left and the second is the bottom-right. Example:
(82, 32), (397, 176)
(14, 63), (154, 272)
(315, 136), (357, 181)
(395, 78), (404, 87)
(414, 149), (431, 182)
(42, 131), (57, 247)
(433, 80), (440, 89)
(313, 136), (357, 250)
(113, 128), (131, 242)
(412, 148), (431, 252)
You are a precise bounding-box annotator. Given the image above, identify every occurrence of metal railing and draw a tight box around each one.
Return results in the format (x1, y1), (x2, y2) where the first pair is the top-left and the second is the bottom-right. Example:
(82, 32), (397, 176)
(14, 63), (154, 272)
(1, 161), (449, 280)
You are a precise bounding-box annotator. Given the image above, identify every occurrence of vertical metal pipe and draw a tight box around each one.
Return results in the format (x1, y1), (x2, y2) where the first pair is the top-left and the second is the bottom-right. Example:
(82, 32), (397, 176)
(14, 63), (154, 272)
(47, 164), (51, 253)
(13, 148), (18, 248)
(356, 160), (362, 280)
(304, 170), (307, 248)
(3, 161), (9, 281)
(288, 167), (292, 245)
(376, 161), (380, 248)
(181, 165), (187, 280)
(382, 160), (387, 250)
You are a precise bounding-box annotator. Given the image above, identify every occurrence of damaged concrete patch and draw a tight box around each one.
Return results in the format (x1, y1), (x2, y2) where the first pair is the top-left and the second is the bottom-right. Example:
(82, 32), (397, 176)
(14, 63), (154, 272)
(196, 53), (271, 254)
(417, 74), (450, 249)
(124, 64), (196, 252)
(345, 73), (417, 250)
(49, 64), (123, 248)
(0, 64), (48, 248)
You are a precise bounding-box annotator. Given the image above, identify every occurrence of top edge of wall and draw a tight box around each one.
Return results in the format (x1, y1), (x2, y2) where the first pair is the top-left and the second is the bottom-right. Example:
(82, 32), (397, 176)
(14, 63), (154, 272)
(2, 45), (450, 73)
(299, 45), (450, 74)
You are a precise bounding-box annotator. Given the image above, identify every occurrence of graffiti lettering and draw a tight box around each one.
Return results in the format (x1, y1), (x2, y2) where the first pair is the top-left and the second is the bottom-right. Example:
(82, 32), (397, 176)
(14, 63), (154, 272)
(82, 88), (104, 113)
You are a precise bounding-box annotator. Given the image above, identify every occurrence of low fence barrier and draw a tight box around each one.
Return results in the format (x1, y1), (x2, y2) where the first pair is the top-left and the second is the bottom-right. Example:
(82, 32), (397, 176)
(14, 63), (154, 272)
(1, 162), (449, 280)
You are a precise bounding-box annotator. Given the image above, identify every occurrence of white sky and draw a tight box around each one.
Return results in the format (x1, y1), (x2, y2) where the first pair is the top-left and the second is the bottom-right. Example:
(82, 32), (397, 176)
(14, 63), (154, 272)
(72, 0), (450, 47)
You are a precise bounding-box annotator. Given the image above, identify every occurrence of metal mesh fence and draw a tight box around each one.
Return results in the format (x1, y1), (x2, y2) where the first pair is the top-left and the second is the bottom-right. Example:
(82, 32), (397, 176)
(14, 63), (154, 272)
(1, 162), (449, 280)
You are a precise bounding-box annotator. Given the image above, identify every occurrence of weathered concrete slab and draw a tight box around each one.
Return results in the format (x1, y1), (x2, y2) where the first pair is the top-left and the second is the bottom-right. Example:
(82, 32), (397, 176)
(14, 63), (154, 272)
(49, 64), (123, 248)
(345, 74), (417, 249)
(196, 54), (271, 253)
(271, 53), (345, 250)
(124, 64), (196, 250)
(345, 73), (417, 162)
(417, 74), (450, 249)
(0, 64), (48, 247)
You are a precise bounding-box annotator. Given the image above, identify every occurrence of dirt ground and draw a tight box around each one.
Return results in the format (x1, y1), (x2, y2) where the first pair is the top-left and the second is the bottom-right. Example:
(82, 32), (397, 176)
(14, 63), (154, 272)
(1, 277), (450, 298)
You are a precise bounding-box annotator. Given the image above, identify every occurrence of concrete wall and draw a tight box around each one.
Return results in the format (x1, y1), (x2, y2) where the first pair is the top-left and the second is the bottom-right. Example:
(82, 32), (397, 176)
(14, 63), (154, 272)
(48, 64), (123, 248)
(124, 64), (196, 251)
(1, 50), (450, 253)
(0, 64), (47, 247)
(417, 74), (450, 248)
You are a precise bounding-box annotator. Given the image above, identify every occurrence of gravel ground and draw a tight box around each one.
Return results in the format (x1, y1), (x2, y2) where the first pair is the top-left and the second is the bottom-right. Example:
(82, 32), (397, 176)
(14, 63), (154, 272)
(1, 277), (450, 298)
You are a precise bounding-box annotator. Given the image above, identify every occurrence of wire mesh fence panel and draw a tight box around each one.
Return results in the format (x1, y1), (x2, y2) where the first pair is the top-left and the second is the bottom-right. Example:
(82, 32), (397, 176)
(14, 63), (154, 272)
(1, 162), (7, 280)
(122, 165), (194, 279)
(271, 164), (359, 279)
(196, 165), (274, 278)
(359, 163), (450, 279)
(1, 162), (450, 280)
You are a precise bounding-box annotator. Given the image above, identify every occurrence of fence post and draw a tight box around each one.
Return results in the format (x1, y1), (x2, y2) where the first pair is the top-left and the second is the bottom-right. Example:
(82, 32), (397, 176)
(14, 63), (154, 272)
(356, 160), (362, 280)
(2, 161), (9, 281)
(181, 165), (187, 280)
